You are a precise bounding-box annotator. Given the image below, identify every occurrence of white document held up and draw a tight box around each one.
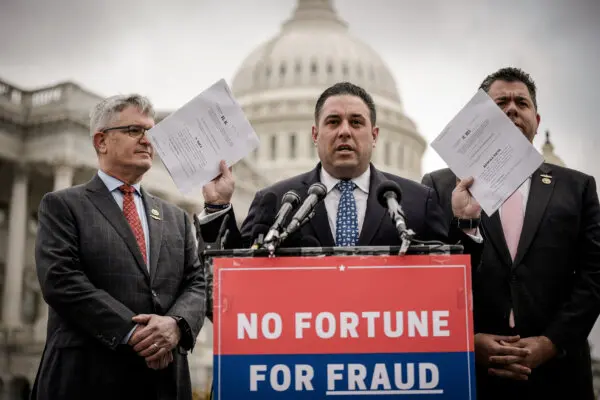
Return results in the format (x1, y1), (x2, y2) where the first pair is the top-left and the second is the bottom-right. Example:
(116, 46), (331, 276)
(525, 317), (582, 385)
(431, 89), (544, 216)
(147, 79), (260, 194)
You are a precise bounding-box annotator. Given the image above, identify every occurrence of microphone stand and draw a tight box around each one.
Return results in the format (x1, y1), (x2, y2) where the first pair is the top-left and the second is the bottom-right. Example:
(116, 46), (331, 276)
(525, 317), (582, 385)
(278, 210), (316, 246)
(389, 204), (415, 255)
(399, 227), (416, 255)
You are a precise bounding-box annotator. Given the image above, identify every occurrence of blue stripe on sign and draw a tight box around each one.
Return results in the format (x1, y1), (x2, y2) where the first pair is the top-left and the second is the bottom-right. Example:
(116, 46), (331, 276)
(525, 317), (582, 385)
(213, 352), (475, 399)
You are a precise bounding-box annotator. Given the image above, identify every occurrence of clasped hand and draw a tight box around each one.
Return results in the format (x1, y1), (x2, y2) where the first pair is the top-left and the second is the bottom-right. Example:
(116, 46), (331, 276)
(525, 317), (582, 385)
(475, 333), (557, 381)
(127, 314), (181, 370)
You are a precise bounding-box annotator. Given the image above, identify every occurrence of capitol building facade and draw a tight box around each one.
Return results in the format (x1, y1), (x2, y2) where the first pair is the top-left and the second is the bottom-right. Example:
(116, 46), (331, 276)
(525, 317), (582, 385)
(0, 0), (588, 398)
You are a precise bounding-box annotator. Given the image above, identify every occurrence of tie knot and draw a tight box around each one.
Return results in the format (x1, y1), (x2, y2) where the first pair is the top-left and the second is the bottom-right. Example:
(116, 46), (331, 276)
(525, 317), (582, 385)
(119, 184), (136, 195)
(337, 180), (356, 193)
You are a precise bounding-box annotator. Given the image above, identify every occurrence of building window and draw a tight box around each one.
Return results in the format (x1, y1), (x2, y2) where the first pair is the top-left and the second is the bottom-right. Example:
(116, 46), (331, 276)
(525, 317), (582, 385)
(280, 62), (286, 78)
(327, 63), (333, 75)
(311, 62), (318, 75)
(357, 65), (363, 78)
(290, 133), (297, 159)
(270, 135), (277, 160)
(265, 66), (271, 79)
(342, 63), (349, 77)
(397, 144), (404, 169)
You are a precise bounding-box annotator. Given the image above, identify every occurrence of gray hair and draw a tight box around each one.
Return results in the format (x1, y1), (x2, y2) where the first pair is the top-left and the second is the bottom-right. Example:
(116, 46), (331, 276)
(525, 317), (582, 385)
(89, 94), (155, 136)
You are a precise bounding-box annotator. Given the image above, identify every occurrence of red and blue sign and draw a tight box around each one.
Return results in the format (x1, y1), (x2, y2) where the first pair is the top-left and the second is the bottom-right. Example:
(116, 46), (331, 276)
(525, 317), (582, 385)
(213, 254), (475, 399)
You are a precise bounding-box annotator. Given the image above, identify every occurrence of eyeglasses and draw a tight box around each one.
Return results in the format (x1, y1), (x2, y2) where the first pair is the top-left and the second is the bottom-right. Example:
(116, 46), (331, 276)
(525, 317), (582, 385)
(100, 125), (150, 139)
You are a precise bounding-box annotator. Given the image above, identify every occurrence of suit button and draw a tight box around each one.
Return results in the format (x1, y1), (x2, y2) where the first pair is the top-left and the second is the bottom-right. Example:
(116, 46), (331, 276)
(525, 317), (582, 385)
(510, 273), (517, 283)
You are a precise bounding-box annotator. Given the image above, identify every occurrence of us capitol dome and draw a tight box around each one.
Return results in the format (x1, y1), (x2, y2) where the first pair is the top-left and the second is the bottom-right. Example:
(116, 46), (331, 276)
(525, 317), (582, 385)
(230, 0), (427, 186)
(0, 0), (432, 396)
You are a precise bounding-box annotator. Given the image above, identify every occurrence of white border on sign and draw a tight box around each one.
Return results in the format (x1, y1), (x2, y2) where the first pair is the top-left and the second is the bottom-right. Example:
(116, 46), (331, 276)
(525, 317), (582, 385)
(216, 263), (472, 400)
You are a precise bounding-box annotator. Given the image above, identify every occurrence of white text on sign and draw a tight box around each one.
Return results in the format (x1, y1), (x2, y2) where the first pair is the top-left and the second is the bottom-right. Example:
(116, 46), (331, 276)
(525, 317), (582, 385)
(249, 362), (441, 394)
(237, 310), (451, 339)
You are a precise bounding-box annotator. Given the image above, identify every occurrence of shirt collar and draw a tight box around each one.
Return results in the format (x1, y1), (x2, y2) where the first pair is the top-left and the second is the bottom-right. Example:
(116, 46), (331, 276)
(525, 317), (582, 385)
(97, 169), (142, 196)
(320, 166), (370, 194)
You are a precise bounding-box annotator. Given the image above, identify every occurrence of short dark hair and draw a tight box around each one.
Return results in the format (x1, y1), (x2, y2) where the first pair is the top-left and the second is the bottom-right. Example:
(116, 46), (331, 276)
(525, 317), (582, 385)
(479, 67), (538, 110)
(314, 82), (377, 126)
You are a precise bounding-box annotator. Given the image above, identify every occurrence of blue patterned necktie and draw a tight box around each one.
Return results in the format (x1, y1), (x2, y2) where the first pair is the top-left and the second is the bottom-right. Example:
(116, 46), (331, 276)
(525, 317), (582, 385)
(335, 180), (359, 246)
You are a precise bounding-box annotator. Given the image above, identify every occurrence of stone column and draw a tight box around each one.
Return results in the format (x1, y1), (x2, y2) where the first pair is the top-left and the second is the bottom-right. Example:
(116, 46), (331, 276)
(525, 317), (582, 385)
(53, 164), (74, 192)
(33, 164), (74, 342)
(1, 166), (28, 327)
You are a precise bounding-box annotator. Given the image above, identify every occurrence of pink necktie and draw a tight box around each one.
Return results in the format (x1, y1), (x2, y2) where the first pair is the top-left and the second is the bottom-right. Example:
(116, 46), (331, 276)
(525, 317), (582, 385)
(500, 189), (524, 328)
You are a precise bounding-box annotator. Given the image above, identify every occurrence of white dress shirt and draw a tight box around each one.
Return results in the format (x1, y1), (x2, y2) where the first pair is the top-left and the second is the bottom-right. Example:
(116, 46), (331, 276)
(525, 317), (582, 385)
(320, 167), (370, 238)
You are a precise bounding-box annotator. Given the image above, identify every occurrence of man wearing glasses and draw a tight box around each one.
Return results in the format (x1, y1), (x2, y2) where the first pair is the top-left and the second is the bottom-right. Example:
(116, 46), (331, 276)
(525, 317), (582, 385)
(31, 94), (207, 400)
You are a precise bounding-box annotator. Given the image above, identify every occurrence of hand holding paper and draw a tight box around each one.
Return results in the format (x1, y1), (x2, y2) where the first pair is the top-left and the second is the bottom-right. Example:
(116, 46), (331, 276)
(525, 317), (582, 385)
(431, 89), (543, 215)
(147, 79), (260, 195)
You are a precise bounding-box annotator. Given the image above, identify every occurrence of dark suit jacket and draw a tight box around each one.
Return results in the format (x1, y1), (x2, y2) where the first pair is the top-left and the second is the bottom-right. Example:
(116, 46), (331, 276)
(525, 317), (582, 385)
(201, 163), (449, 248)
(31, 174), (207, 400)
(422, 165), (600, 399)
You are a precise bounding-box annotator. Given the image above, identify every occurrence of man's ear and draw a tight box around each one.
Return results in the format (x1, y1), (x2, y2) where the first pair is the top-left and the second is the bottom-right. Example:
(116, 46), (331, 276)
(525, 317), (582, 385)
(372, 126), (379, 147)
(93, 132), (107, 154)
(312, 126), (318, 145)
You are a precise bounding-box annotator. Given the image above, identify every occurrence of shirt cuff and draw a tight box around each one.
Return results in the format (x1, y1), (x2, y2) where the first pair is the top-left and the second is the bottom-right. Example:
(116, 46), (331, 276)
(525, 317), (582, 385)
(195, 205), (232, 225)
(121, 325), (137, 344)
(465, 227), (483, 243)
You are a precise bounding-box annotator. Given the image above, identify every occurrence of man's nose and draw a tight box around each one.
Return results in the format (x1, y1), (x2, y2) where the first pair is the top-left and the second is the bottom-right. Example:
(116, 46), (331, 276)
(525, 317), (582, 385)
(139, 133), (151, 144)
(337, 120), (351, 136)
(504, 101), (518, 117)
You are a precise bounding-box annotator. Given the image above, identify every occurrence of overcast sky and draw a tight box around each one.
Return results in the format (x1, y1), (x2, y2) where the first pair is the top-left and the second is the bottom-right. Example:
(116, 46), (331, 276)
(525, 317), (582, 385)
(0, 0), (598, 178)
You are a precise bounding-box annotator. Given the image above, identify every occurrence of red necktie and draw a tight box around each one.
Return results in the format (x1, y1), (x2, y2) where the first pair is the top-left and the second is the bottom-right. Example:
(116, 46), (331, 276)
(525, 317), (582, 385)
(119, 184), (147, 265)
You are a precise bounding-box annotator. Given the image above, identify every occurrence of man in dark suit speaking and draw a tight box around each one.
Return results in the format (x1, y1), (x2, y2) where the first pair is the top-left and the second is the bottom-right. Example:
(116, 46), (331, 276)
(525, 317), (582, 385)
(197, 81), (482, 250)
(422, 67), (600, 399)
(32, 94), (207, 400)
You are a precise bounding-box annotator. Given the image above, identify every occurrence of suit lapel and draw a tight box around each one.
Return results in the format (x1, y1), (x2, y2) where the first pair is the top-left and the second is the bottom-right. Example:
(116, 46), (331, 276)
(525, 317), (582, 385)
(513, 164), (555, 267)
(482, 212), (513, 266)
(85, 175), (149, 280)
(358, 165), (387, 245)
(303, 164), (335, 246)
(142, 189), (163, 282)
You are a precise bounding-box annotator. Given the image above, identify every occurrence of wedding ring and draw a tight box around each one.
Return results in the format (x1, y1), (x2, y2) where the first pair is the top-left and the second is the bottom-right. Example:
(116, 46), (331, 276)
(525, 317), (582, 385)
(153, 343), (159, 349)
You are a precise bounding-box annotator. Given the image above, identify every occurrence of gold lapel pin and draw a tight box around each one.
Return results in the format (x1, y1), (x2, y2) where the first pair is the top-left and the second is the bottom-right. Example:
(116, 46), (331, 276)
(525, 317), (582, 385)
(541, 175), (552, 184)
(150, 209), (161, 220)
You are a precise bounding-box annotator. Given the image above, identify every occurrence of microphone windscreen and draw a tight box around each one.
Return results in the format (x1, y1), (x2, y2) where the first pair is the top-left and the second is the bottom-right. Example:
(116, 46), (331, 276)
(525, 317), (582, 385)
(376, 180), (403, 208)
(282, 190), (301, 207)
(307, 182), (327, 198)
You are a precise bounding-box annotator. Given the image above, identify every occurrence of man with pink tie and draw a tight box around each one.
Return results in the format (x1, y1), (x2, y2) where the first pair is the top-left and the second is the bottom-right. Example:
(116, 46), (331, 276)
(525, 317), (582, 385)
(422, 67), (600, 399)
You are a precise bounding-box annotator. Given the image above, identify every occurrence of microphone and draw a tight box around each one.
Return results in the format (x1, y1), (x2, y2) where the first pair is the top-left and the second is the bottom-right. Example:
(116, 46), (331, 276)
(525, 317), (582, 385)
(263, 190), (301, 246)
(376, 180), (415, 254)
(250, 192), (278, 249)
(281, 183), (327, 239)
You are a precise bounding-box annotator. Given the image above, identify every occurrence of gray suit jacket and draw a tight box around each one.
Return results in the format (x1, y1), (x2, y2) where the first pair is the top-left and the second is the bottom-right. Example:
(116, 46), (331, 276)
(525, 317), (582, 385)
(31, 174), (207, 400)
